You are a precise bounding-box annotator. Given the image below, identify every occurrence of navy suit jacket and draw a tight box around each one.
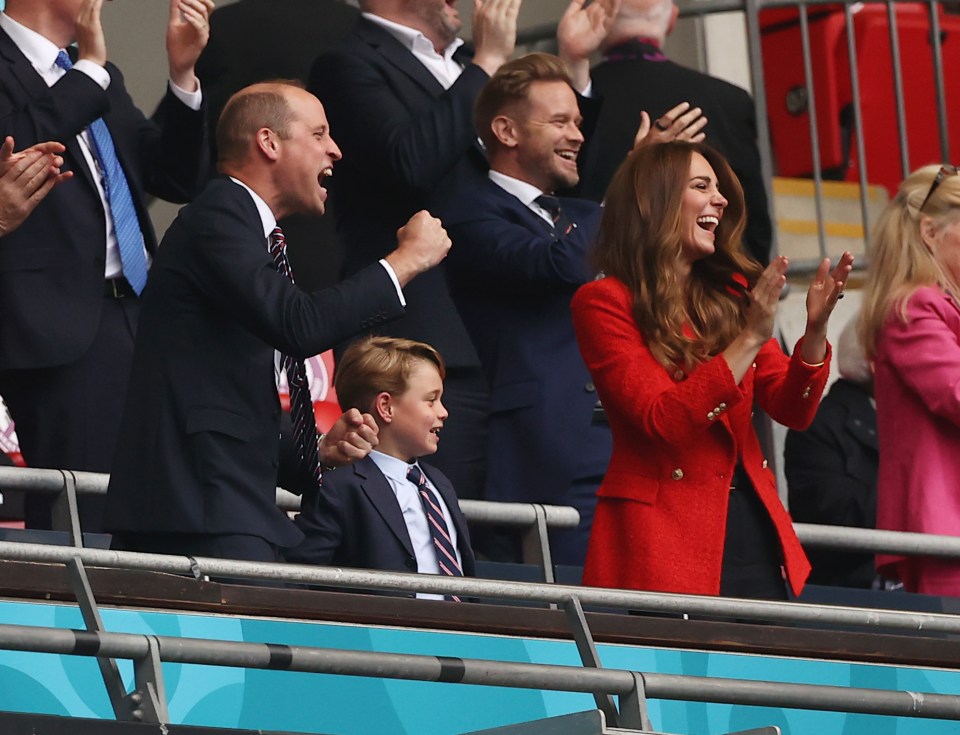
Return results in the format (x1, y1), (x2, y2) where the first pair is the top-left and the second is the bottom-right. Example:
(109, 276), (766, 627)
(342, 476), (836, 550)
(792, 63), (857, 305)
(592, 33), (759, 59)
(580, 40), (772, 264)
(309, 18), (488, 367)
(441, 175), (611, 504)
(0, 27), (208, 370)
(285, 455), (476, 583)
(103, 179), (405, 547)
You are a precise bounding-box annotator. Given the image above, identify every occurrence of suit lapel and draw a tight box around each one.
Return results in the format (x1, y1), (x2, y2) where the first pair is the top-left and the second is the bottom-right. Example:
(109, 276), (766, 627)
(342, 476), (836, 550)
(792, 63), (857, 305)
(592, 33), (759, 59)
(355, 19), (446, 96)
(486, 179), (556, 236)
(0, 30), (98, 194)
(356, 458), (416, 557)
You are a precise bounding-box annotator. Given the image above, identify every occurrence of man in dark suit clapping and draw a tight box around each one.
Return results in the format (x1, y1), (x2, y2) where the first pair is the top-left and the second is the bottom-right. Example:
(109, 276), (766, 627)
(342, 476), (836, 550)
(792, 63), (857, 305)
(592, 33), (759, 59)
(0, 0), (212, 529)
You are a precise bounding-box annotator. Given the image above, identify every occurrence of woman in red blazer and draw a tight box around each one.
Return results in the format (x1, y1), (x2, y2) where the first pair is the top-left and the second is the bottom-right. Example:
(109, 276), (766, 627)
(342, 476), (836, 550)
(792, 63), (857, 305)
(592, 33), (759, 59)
(571, 142), (852, 598)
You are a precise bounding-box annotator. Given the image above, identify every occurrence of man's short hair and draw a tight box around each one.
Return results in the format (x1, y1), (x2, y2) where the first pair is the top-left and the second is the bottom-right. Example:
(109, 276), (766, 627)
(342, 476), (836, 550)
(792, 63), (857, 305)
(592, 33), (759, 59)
(334, 336), (446, 414)
(216, 79), (305, 165)
(474, 53), (575, 150)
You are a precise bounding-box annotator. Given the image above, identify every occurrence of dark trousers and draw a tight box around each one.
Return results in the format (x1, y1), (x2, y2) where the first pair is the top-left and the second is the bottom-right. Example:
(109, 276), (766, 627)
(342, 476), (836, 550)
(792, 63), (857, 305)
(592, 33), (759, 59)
(720, 477), (789, 601)
(0, 295), (139, 532)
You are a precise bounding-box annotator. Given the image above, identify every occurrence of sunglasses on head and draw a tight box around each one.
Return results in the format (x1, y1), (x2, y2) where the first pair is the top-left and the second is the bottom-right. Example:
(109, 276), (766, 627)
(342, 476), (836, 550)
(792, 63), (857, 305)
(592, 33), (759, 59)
(920, 164), (960, 212)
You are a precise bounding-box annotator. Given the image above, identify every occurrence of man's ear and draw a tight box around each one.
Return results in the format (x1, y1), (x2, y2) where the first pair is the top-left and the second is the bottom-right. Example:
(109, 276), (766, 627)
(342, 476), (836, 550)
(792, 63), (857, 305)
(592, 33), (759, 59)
(374, 391), (393, 424)
(256, 127), (281, 161)
(667, 3), (680, 36)
(491, 115), (519, 148)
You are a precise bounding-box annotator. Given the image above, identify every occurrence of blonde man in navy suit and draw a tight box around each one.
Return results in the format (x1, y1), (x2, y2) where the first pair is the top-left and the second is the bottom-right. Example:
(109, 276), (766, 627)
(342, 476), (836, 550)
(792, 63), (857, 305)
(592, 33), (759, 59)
(286, 336), (475, 595)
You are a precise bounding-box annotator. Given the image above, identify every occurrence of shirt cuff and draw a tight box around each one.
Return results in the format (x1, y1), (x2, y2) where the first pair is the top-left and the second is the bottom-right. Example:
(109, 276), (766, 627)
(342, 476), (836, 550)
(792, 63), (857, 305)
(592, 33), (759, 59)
(379, 259), (406, 307)
(73, 60), (110, 90)
(579, 79), (593, 98)
(168, 78), (203, 110)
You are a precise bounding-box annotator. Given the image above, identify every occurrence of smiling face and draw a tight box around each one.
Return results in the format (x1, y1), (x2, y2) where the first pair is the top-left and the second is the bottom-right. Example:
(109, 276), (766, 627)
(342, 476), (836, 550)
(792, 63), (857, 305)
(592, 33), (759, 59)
(678, 151), (728, 269)
(377, 359), (448, 462)
(273, 88), (341, 219)
(510, 80), (584, 194)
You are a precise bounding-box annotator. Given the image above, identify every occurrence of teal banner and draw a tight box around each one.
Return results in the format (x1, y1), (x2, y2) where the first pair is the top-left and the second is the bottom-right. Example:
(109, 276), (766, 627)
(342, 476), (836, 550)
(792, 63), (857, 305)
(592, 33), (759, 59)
(0, 600), (957, 734)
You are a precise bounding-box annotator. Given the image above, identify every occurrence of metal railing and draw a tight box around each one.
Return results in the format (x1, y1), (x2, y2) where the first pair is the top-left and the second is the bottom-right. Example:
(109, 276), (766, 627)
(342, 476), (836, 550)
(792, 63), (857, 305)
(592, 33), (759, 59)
(8, 466), (960, 571)
(696, 0), (958, 267)
(0, 466), (578, 581)
(3, 546), (960, 732)
(4, 540), (960, 635)
(3, 619), (960, 726)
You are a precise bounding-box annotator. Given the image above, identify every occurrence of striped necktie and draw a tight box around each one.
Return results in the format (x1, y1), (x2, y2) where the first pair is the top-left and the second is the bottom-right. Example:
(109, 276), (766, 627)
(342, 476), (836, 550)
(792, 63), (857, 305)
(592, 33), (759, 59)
(269, 227), (323, 489)
(407, 464), (462, 601)
(534, 194), (573, 236)
(55, 50), (148, 295)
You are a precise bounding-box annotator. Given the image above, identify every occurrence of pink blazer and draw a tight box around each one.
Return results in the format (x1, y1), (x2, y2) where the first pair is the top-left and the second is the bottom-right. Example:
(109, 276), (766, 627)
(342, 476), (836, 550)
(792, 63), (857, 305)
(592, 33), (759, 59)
(572, 277), (827, 596)
(874, 286), (960, 576)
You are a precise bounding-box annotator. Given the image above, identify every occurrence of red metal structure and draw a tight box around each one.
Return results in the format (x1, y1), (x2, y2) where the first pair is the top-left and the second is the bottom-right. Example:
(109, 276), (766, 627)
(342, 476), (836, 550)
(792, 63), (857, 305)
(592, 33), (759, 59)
(761, 3), (960, 194)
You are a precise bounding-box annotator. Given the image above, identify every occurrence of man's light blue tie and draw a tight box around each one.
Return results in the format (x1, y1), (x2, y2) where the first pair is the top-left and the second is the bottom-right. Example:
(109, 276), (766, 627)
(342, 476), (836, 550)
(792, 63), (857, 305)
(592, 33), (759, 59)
(56, 50), (148, 295)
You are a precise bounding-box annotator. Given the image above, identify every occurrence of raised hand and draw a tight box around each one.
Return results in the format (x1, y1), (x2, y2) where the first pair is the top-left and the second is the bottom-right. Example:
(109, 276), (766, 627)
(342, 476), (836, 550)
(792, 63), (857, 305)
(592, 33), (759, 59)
(557, 0), (620, 90)
(384, 210), (452, 286)
(806, 251), (854, 333)
(0, 137), (72, 237)
(798, 251), (853, 365)
(472, 0), (521, 77)
(320, 409), (380, 467)
(166, 0), (215, 91)
(744, 255), (788, 344)
(635, 102), (708, 147)
(76, 0), (107, 67)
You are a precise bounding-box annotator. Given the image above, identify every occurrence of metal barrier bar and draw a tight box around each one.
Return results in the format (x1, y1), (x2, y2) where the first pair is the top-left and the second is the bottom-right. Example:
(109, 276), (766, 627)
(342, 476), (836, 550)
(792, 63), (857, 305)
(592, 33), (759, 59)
(928, 0), (950, 162)
(795, 523), (960, 558)
(5, 541), (960, 635)
(14, 467), (960, 564)
(743, 0), (781, 259)
(885, 0), (911, 179)
(0, 467), (579, 530)
(844, 2), (872, 249)
(799, 5), (828, 260)
(0, 622), (958, 720)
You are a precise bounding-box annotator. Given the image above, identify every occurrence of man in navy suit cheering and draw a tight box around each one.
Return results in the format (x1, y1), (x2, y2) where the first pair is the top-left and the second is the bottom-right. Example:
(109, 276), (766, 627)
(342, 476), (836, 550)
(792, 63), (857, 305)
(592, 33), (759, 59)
(440, 54), (611, 566)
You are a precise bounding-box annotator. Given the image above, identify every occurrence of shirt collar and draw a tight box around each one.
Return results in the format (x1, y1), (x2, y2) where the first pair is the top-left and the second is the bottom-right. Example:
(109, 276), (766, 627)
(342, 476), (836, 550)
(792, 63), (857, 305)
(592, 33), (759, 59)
(228, 176), (277, 241)
(0, 12), (62, 74)
(362, 12), (464, 61)
(488, 169), (547, 209)
(602, 37), (668, 63)
(369, 450), (422, 484)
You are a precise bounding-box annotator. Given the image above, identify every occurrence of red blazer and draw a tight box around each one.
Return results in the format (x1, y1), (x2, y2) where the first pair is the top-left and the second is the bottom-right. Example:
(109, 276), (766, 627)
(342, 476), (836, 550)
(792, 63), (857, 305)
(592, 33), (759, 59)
(571, 276), (828, 596)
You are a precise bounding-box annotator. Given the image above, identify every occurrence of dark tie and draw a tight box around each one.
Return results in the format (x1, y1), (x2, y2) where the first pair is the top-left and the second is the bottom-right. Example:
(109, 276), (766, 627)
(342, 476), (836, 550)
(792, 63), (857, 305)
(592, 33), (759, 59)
(55, 50), (148, 295)
(534, 194), (573, 236)
(406, 464), (462, 601)
(269, 227), (323, 489)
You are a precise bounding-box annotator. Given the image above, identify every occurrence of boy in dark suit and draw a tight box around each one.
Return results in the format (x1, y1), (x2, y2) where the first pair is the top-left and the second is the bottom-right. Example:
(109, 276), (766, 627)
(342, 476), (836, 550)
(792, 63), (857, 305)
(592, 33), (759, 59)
(285, 337), (475, 598)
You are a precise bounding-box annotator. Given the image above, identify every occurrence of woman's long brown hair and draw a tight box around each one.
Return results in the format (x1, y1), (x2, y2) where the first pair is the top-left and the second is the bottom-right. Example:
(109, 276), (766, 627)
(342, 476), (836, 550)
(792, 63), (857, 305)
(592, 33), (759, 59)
(592, 141), (762, 369)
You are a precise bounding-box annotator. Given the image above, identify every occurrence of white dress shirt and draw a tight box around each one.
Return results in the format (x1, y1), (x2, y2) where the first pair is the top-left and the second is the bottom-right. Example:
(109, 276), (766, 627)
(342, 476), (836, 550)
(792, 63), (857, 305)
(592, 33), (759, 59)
(0, 12), (202, 278)
(488, 170), (556, 226)
(362, 12), (465, 89)
(369, 450), (462, 600)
